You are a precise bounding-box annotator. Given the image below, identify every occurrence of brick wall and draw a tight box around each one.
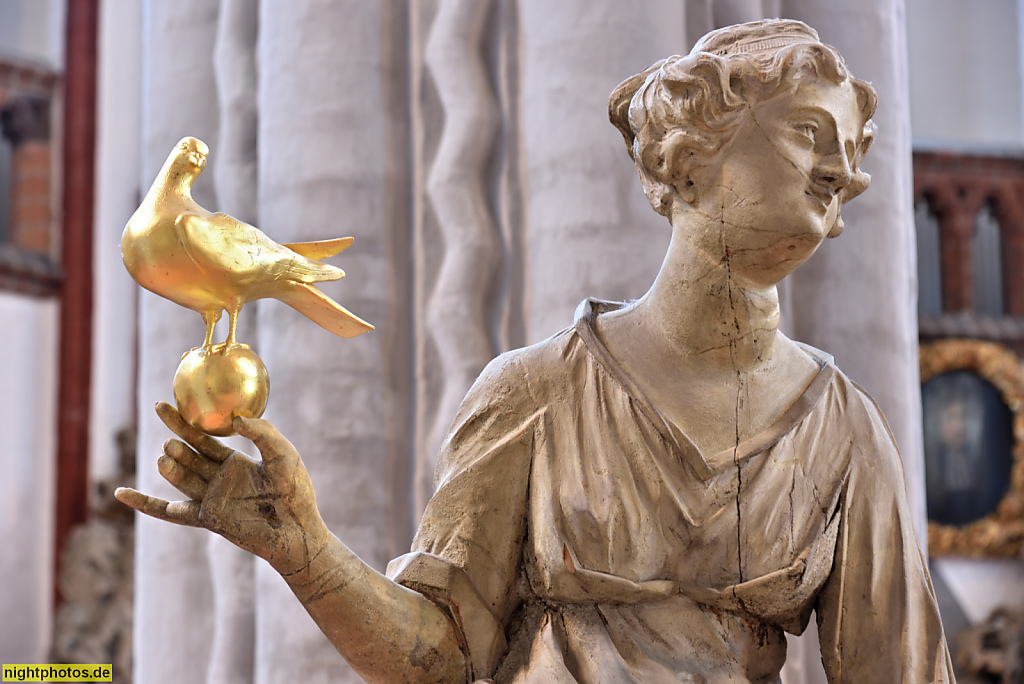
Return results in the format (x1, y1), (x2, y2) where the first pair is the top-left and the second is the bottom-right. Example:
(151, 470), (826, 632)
(10, 140), (52, 253)
(0, 61), (60, 296)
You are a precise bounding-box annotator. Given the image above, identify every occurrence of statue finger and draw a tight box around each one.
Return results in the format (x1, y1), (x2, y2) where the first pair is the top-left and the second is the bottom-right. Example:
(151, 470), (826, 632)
(114, 487), (202, 527)
(164, 438), (218, 480)
(156, 401), (235, 463)
(158, 454), (209, 500)
(232, 416), (298, 464)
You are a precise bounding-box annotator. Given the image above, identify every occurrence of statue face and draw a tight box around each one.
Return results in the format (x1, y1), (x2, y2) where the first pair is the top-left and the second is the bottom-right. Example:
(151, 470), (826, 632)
(693, 79), (863, 287)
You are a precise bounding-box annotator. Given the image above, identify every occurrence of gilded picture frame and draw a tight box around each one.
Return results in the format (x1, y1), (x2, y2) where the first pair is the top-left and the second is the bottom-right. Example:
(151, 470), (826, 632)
(921, 339), (1024, 557)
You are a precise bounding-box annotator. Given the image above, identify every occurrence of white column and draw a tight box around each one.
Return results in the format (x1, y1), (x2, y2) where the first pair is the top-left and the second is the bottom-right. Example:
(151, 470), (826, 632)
(518, 0), (681, 343)
(90, 0), (142, 481)
(411, 0), (505, 514)
(203, 1), (261, 682)
(253, 1), (413, 681)
(134, 2), (221, 682)
(0, 294), (58, 663)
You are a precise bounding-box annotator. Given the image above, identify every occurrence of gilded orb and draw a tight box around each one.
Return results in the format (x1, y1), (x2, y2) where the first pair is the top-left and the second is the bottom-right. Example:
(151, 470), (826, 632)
(173, 344), (270, 436)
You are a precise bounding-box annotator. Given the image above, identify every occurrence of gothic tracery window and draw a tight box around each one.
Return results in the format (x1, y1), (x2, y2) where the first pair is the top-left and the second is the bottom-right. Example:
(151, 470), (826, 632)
(914, 152), (1024, 352)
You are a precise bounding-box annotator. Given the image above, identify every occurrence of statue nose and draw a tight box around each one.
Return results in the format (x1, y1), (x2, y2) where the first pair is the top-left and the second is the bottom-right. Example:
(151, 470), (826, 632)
(814, 148), (852, 192)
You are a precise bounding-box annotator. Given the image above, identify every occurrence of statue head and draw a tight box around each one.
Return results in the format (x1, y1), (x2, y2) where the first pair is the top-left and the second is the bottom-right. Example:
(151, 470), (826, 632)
(609, 19), (876, 239)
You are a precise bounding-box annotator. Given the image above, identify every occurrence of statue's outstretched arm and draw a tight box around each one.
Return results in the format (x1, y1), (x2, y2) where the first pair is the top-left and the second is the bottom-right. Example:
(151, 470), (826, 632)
(116, 402), (468, 684)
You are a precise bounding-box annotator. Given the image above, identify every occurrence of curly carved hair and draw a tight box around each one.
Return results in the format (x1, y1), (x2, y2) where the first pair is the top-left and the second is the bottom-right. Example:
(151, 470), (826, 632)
(609, 19), (877, 216)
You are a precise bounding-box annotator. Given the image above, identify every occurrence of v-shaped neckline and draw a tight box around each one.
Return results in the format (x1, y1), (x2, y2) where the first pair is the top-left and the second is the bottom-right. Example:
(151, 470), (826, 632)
(573, 298), (835, 480)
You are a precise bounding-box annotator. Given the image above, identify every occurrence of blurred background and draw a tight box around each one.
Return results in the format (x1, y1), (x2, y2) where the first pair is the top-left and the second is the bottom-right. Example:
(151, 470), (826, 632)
(0, 0), (1022, 682)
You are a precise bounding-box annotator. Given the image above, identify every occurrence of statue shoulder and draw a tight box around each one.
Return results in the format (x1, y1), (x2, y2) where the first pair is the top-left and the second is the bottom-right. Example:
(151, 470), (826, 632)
(821, 367), (909, 481)
(467, 326), (586, 406)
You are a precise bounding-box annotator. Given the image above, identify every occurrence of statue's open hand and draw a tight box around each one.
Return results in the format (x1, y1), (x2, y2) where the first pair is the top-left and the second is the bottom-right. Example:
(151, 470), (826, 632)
(115, 402), (330, 574)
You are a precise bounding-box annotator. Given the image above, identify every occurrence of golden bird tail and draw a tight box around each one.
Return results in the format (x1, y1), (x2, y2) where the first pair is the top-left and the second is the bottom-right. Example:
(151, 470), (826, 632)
(283, 237), (354, 261)
(276, 281), (374, 338)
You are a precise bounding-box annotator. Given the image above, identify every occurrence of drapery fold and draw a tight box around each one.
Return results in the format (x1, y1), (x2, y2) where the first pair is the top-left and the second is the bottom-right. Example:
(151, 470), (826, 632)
(390, 301), (948, 682)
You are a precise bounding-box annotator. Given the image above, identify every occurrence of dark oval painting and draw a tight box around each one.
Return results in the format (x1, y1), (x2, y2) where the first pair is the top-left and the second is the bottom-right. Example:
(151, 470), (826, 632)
(922, 370), (1014, 526)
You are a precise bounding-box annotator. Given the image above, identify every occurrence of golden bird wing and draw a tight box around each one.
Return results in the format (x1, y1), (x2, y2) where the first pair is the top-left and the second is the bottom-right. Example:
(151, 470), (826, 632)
(175, 212), (344, 285)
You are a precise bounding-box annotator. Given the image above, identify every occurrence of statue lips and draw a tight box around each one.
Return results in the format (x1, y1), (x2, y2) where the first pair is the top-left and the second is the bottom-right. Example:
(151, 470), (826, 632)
(805, 184), (835, 216)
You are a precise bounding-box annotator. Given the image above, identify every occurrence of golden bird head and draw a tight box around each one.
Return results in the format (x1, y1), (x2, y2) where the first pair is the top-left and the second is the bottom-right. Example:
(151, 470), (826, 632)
(174, 136), (209, 174)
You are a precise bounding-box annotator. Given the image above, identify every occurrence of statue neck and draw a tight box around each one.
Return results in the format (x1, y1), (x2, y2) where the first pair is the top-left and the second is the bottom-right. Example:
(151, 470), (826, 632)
(628, 225), (781, 372)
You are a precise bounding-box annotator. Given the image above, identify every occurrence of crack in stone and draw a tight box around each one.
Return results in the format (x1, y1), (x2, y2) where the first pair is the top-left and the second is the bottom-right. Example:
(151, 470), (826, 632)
(279, 542), (326, 578)
(788, 468), (798, 546)
(694, 341), (735, 355)
(722, 202), (747, 588)
(749, 108), (806, 179)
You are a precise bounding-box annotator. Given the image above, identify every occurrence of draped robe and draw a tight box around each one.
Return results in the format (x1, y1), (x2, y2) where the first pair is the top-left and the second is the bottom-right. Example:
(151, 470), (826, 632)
(388, 299), (954, 683)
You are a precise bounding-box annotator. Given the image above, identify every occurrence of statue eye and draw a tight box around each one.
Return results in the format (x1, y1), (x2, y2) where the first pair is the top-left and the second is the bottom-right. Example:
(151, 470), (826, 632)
(791, 122), (817, 142)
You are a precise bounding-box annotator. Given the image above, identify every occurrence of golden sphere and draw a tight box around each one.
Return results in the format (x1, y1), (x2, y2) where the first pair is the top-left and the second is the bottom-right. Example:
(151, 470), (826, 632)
(173, 344), (270, 436)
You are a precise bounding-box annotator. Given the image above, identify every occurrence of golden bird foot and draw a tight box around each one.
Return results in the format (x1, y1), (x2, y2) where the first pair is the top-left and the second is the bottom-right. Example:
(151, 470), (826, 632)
(211, 341), (251, 355)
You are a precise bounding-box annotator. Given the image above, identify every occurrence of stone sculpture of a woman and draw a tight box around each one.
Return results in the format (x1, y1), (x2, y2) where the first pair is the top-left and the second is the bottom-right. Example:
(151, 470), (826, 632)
(117, 19), (955, 683)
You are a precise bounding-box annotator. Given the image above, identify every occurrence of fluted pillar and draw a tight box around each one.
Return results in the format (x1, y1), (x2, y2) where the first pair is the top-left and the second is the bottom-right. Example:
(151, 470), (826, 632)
(518, 0), (681, 343)
(204, 1), (261, 681)
(90, 0), (142, 482)
(134, 2), (220, 682)
(253, 1), (413, 681)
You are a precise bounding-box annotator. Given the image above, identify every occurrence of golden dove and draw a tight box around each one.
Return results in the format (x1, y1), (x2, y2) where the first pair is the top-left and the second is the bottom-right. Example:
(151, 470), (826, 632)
(122, 137), (373, 351)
